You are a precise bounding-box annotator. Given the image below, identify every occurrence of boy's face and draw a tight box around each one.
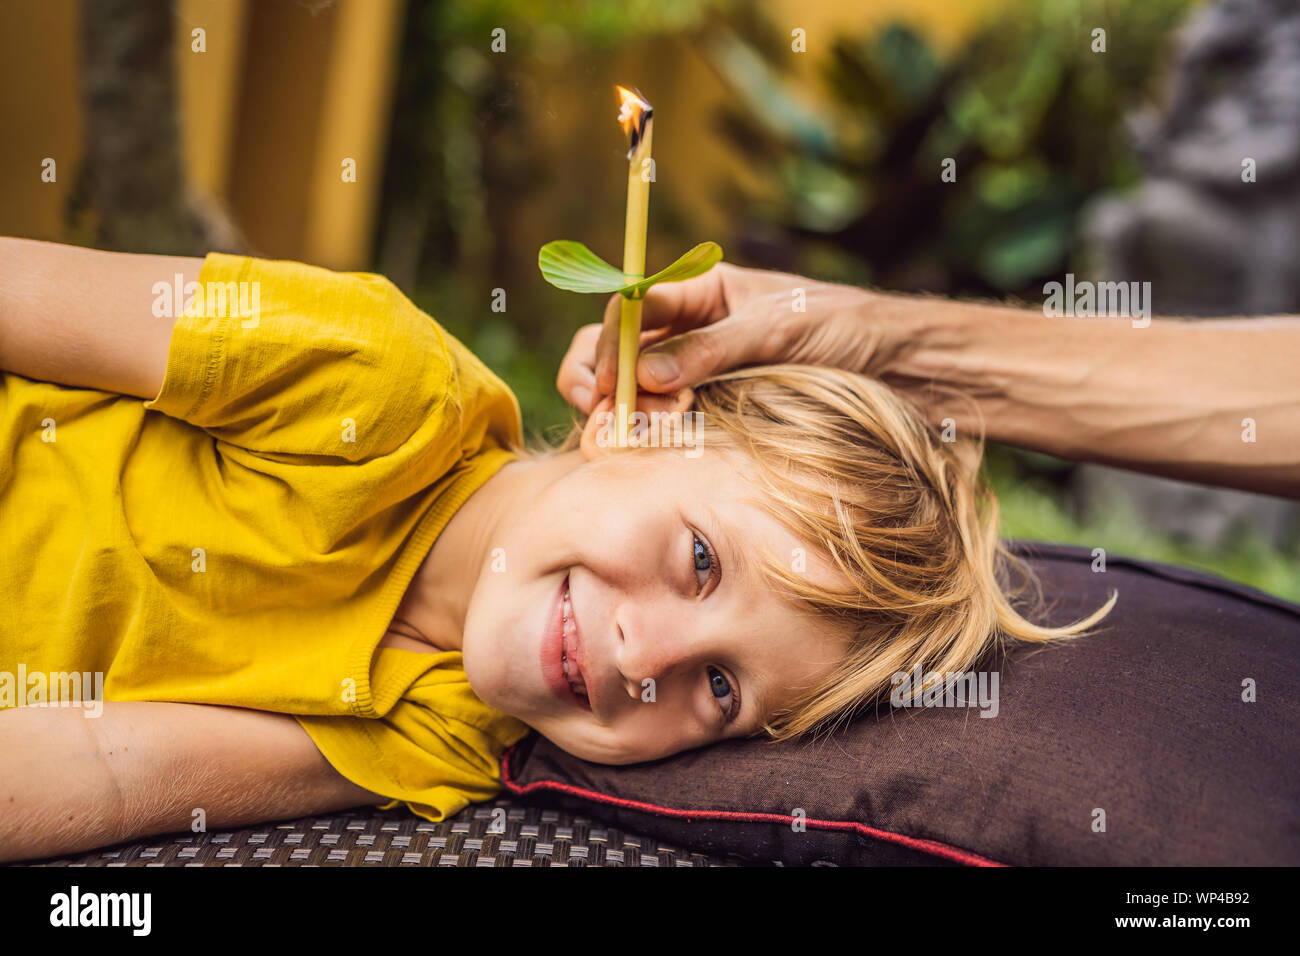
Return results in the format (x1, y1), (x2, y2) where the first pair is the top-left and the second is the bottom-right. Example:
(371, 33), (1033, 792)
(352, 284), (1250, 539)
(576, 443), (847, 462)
(461, 442), (850, 765)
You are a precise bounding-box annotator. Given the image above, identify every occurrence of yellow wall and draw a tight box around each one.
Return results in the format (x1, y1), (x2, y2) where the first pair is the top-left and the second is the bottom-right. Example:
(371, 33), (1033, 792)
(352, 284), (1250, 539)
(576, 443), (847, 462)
(175, 0), (250, 201)
(500, 0), (1019, 277)
(303, 0), (404, 267)
(181, 0), (405, 268)
(774, 0), (1007, 58)
(0, 0), (996, 266)
(0, 0), (403, 269)
(0, 0), (82, 241)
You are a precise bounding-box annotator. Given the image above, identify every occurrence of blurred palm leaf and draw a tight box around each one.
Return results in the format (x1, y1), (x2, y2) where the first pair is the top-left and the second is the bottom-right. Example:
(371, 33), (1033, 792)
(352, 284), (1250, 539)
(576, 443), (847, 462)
(706, 0), (1189, 298)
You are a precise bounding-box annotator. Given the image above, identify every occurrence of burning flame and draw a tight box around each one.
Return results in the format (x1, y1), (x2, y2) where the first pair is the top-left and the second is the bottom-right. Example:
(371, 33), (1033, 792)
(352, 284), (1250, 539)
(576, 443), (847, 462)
(616, 85), (653, 158)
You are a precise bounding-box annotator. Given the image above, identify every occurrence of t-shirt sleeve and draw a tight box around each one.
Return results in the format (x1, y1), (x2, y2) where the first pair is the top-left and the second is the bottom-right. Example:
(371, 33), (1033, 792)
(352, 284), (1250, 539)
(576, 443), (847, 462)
(293, 650), (533, 822)
(143, 252), (521, 464)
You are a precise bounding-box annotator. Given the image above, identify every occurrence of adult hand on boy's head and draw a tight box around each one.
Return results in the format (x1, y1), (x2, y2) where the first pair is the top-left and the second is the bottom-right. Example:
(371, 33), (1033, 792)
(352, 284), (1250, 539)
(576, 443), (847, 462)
(555, 262), (896, 415)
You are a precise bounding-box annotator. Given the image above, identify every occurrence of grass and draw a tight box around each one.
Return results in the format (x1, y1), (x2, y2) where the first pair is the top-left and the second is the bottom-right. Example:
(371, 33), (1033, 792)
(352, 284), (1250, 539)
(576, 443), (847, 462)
(986, 447), (1300, 604)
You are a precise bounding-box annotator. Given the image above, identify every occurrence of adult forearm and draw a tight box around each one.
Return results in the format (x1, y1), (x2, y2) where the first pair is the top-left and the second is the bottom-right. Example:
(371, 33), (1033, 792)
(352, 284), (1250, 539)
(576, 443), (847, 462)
(878, 294), (1300, 498)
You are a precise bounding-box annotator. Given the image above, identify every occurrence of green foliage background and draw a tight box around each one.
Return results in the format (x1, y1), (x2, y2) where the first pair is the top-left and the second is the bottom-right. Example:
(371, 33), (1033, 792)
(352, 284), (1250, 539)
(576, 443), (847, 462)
(373, 0), (1298, 601)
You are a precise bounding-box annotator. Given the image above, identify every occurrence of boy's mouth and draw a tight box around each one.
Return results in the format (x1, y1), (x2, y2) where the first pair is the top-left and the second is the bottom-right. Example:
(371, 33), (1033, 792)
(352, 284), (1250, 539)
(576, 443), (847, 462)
(561, 577), (589, 698)
(541, 572), (592, 713)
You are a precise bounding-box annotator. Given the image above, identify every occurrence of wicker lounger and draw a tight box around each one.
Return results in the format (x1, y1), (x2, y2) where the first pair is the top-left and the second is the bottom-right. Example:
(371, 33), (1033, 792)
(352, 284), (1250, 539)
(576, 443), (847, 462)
(13, 797), (748, 867)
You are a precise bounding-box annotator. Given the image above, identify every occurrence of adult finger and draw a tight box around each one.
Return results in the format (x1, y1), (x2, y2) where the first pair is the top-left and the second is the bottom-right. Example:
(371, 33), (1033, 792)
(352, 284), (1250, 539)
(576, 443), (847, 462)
(595, 265), (733, 394)
(558, 322), (677, 413)
(635, 293), (793, 391)
(556, 323), (603, 414)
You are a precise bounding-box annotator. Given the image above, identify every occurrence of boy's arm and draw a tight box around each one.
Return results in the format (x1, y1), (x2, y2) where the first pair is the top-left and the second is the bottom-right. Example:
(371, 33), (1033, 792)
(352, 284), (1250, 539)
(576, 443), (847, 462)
(0, 236), (202, 400)
(0, 700), (385, 863)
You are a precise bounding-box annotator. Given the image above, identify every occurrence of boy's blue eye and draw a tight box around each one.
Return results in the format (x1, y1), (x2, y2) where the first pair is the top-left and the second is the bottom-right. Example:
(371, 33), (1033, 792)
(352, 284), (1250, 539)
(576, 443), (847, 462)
(708, 665), (737, 722)
(691, 533), (719, 593)
(691, 533), (733, 721)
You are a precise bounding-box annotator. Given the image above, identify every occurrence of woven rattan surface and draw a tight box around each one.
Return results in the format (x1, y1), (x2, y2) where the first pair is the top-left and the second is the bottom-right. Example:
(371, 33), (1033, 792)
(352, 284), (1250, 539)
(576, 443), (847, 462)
(17, 797), (748, 867)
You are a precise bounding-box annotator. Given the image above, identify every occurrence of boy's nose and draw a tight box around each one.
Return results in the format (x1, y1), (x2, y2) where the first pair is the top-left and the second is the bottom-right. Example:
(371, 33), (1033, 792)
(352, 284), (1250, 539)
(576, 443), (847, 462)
(614, 613), (702, 700)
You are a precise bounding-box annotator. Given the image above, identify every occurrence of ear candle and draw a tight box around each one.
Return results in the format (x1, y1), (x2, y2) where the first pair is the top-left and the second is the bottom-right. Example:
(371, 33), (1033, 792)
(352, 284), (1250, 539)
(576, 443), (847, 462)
(536, 100), (719, 410)
(616, 85), (654, 449)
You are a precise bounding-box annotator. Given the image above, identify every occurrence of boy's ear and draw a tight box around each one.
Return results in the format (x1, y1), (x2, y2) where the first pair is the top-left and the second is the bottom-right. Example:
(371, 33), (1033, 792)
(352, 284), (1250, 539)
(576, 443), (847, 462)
(580, 387), (696, 460)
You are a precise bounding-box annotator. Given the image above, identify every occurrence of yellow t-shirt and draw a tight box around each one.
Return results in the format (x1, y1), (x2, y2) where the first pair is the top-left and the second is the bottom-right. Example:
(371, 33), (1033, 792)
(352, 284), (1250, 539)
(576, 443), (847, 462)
(0, 252), (532, 822)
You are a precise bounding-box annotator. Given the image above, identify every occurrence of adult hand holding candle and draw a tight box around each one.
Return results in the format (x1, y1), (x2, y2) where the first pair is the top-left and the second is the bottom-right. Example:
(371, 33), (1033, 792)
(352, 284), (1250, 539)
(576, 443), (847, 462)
(538, 84), (723, 448)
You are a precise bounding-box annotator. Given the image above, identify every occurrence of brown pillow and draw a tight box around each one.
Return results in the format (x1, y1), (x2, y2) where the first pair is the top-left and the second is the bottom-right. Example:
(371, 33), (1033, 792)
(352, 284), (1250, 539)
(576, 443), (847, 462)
(499, 541), (1300, 866)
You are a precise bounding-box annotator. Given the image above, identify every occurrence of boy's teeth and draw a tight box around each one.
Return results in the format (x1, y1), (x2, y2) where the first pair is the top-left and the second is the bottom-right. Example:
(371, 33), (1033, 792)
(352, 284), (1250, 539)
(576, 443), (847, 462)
(559, 578), (587, 699)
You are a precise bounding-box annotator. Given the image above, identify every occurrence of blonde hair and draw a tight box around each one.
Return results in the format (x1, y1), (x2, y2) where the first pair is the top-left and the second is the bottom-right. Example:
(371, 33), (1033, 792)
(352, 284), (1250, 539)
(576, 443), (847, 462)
(517, 364), (1116, 744)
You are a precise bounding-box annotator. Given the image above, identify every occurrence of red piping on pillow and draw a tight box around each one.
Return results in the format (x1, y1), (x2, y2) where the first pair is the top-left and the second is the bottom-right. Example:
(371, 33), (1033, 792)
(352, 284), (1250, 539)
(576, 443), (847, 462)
(498, 742), (1006, 867)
